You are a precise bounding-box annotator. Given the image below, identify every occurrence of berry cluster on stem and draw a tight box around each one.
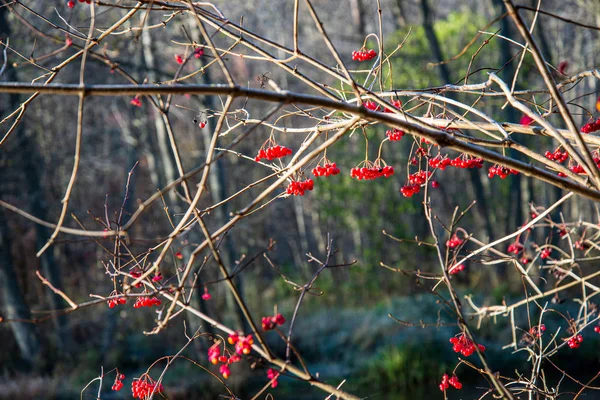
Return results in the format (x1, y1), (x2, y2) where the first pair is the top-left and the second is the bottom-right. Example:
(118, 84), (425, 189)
(131, 374), (163, 399)
(351, 48), (377, 62)
(386, 128), (404, 141)
(529, 324), (546, 338)
(312, 162), (340, 177)
(255, 139), (293, 162)
(545, 148), (569, 163)
(229, 333), (254, 355)
(262, 313), (285, 331)
(133, 296), (162, 308)
(568, 334), (583, 348)
(449, 333), (485, 356)
(439, 373), (462, 391)
(267, 369), (280, 388)
(446, 233), (464, 249)
(107, 291), (127, 308)
(581, 117), (600, 133)
(488, 164), (519, 179)
(350, 159), (394, 181)
(112, 373), (125, 391)
(208, 341), (242, 379)
(286, 179), (314, 196)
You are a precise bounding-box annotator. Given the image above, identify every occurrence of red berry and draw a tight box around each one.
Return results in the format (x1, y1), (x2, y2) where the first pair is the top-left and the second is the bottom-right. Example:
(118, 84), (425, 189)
(130, 97), (142, 107)
(175, 54), (184, 64)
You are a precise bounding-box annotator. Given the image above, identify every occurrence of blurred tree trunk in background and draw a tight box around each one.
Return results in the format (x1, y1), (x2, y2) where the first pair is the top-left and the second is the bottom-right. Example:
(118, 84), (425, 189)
(0, 219), (41, 366)
(492, 0), (522, 240)
(391, 0), (407, 28)
(142, 28), (178, 200)
(0, 4), (66, 362)
(349, 0), (366, 37)
(420, 0), (495, 243)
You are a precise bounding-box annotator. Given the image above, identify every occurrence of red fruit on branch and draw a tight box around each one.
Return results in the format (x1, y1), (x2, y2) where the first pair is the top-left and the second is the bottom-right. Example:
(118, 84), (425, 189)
(351, 48), (377, 62)
(286, 179), (314, 196)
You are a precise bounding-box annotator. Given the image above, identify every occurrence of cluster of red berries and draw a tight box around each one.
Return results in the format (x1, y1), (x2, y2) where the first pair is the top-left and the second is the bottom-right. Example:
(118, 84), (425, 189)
(229, 333), (254, 355)
(450, 156), (484, 169)
(544, 149), (569, 163)
(132, 375), (164, 399)
(449, 333), (485, 356)
(133, 296), (162, 308)
(439, 374), (462, 391)
(449, 264), (465, 275)
(208, 343), (242, 379)
(540, 248), (552, 259)
(313, 162), (340, 177)
(350, 165), (394, 180)
(488, 165), (519, 179)
(429, 155), (452, 170)
(194, 48), (204, 58)
(352, 48), (377, 62)
(151, 273), (163, 282)
(130, 96), (142, 107)
(112, 373), (125, 391)
(262, 313), (286, 331)
(408, 171), (432, 185)
(67, 0), (91, 8)
(363, 101), (380, 111)
(581, 117), (600, 133)
(107, 292), (127, 308)
(400, 183), (420, 198)
(507, 241), (524, 255)
(529, 324), (546, 338)
(446, 233), (464, 249)
(569, 164), (585, 174)
(255, 145), (293, 162)
(384, 100), (403, 113)
(386, 129), (405, 141)
(267, 369), (280, 388)
(286, 179), (314, 196)
(567, 334), (583, 349)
